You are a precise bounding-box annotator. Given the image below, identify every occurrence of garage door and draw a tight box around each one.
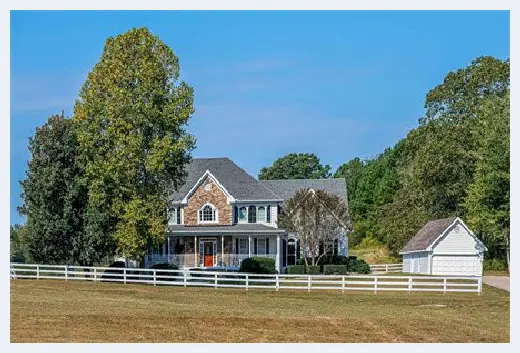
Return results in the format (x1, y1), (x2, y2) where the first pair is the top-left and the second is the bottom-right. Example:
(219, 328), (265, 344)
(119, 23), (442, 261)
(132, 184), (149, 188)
(432, 255), (482, 276)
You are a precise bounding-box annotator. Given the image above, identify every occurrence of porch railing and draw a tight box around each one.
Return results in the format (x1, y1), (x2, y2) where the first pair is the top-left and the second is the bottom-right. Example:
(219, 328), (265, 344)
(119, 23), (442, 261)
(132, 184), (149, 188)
(145, 253), (277, 268)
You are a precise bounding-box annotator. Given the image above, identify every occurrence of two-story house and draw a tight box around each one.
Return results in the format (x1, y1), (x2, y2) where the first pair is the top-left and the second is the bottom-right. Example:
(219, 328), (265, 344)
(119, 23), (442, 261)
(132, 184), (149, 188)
(144, 158), (348, 273)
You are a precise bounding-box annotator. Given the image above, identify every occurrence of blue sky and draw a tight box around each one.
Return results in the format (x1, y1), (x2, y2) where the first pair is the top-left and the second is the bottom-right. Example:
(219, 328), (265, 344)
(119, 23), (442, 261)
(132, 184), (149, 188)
(10, 10), (510, 224)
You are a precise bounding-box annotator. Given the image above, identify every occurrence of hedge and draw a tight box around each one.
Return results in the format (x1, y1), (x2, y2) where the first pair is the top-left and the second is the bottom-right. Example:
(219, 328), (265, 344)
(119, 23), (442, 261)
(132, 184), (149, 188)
(287, 265), (306, 275)
(323, 264), (348, 275)
(348, 259), (370, 274)
(306, 265), (320, 275)
(151, 263), (179, 281)
(239, 257), (277, 274)
(483, 258), (508, 271)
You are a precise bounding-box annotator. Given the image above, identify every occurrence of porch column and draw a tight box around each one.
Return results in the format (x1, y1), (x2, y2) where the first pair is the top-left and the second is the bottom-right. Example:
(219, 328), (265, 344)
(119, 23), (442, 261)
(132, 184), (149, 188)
(248, 235), (251, 258)
(276, 234), (281, 272)
(195, 235), (198, 267)
(221, 235), (224, 266)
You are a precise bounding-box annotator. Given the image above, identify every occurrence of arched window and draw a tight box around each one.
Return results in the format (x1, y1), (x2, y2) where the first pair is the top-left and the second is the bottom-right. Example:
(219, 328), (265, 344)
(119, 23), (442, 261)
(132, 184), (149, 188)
(257, 206), (266, 222)
(198, 203), (217, 223)
(248, 205), (256, 223)
(238, 206), (247, 223)
(168, 208), (177, 225)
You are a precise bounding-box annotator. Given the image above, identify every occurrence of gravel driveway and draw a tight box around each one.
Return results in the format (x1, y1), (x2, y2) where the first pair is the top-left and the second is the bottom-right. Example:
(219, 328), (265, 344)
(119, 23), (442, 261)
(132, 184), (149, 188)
(483, 276), (510, 292)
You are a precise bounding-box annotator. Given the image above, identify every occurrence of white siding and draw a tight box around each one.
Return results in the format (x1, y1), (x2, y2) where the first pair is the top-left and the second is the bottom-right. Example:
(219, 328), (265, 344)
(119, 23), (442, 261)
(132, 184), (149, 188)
(403, 252), (430, 274)
(271, 204), (278, 226)
(433, 224), (479, 254)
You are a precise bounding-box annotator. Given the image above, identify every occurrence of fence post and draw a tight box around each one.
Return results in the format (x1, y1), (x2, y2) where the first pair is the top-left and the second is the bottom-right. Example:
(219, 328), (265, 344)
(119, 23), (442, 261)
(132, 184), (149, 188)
(408, 277), (412, 293)
(123, 268), (127, 284)
(65, 265), (68, 281)
(214, 273), (218, 289)
(36, 265), (40, 280)
(184, 270), (187, 288)
(385, 264), (389, 273)
(153, 269), (156, 286)
(443, 278), (447, 294)
(342, 276), (345, 293)
(477, 277), (482, 295)
(94, 268), (97, 282)
(374, 277), (378, 293)
(246, 274), (249, 291)
(308, 275), (311, 292)
(276, 274), (279, 291)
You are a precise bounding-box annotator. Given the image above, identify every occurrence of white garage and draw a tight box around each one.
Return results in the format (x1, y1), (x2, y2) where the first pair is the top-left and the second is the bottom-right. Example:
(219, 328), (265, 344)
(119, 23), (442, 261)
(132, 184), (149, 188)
(400, 217), (486, 276)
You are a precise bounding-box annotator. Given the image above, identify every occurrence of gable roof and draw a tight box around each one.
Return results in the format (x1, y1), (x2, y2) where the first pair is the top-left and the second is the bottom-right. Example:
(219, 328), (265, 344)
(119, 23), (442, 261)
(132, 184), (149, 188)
(259, 179), (347, 202)
(400, 217), (458, 253)
(169, 158), (281, 203)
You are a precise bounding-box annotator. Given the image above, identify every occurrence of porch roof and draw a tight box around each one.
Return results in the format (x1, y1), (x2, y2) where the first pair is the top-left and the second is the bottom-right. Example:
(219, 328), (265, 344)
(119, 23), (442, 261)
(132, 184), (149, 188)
(167, 224), (287, 235)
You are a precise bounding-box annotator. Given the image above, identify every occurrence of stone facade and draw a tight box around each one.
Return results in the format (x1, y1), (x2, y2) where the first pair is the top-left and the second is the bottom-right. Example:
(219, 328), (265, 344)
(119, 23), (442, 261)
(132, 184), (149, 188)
(183, 176), (232, 226)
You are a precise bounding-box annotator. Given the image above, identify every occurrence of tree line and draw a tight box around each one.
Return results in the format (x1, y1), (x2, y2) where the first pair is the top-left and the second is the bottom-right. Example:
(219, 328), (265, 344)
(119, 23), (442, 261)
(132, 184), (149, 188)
(260, 57), (510, 262)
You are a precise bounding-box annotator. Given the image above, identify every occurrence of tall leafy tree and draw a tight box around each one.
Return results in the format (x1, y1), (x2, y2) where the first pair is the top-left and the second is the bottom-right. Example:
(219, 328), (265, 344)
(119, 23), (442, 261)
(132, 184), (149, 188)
(73, 28), (195, 261)
(259, 153), (331, 180)
(18, 115), (109, 265)
(10, 224), (29, 263)
(464, 94), (510, 264)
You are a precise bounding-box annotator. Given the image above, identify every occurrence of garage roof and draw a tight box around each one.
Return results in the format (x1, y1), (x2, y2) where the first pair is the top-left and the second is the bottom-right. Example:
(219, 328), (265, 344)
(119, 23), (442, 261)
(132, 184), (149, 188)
(400, 217), (457, 253)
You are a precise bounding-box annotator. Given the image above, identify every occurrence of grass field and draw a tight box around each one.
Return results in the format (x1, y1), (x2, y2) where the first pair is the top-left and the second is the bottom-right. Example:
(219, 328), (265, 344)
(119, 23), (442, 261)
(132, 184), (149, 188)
(10, 279), (509, 343)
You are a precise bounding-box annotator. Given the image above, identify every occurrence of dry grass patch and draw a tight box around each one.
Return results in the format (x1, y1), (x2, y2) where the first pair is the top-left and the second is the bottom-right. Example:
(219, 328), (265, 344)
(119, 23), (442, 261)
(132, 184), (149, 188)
(10, 279), (509, 343)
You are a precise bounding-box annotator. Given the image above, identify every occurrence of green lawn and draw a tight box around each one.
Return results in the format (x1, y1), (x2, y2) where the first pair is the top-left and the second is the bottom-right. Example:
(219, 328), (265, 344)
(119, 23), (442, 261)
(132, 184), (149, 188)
(10, 279), (509, 343)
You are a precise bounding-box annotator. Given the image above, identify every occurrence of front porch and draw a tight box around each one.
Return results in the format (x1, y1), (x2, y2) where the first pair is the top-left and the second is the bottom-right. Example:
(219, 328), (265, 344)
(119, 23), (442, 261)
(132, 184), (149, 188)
(145, 234), (283, 271)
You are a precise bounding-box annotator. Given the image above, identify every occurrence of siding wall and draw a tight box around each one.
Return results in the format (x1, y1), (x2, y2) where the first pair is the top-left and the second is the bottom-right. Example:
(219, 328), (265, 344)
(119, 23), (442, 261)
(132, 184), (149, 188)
(433, 224), (479, 254)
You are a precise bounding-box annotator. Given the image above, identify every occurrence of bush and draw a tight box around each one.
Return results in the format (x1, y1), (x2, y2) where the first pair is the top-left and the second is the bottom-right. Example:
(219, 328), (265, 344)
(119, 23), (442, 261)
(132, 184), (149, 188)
(306, 265), (320, 275)
(101, 261), (126, 281)
(287, 265), (306, 275)
(151, 263), (179, 282)
(347, 259), (371, 274)
(484, 258), (508, 271)
(323, 264), (348, 275)
(239, 257), (277, 274)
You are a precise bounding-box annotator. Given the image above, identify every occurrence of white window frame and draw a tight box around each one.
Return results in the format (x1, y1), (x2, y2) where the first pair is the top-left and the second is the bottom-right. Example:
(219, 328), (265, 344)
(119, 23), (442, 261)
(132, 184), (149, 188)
(198, 203), (218, 224)
(257, 206), (267, 223)
(238, 206), (248, 224)
(238, 238), (248, 255)
(167, 208), (177, 225)
(257, 237), (267, 255)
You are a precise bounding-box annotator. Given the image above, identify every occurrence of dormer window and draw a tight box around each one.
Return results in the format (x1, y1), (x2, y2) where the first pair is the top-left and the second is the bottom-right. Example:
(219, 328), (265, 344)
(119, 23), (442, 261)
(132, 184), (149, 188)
(257, 206), (266, 222)
(198, 203), (217, 224)
(248, 205), (256, 223)
(238, 206), (247, 223)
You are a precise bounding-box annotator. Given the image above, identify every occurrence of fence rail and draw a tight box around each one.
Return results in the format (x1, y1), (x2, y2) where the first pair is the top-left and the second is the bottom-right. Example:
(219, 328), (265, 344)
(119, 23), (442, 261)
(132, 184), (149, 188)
(10, 263), (481, 294)
(369, 263), (404, 273)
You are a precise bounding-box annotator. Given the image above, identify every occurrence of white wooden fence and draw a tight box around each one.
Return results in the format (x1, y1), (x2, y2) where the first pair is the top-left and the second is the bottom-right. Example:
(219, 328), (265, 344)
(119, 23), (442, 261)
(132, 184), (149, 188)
(10, 263), (482, 294)
(369, 263), (403, 273)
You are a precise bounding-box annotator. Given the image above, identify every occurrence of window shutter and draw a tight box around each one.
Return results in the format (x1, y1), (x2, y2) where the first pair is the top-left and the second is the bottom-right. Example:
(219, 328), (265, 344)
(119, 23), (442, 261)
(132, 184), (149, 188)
(176, 208), (181, 225)
(254, 238), (258, 255)
(267, 205), (271, 223)
(266, 238), (269, 254)
(234, 206), (238, 224)
(235, 238), (239, 254)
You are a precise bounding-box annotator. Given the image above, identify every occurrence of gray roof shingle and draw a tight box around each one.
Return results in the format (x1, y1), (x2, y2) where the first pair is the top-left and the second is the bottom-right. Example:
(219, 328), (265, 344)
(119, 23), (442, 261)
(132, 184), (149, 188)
(259, 178), (347, 202)
(400, 217), (457, 253)
(169, 158), (281, 202)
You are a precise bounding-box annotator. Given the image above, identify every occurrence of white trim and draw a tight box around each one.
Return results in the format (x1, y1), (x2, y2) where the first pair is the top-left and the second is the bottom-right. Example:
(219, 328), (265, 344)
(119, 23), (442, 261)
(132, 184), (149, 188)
(197, 202), (218, 224)
(428, 217), (488, 252)
(399, 249), (431, 255)
(230, 199), (283, 203)
(181, 170), (236, 204)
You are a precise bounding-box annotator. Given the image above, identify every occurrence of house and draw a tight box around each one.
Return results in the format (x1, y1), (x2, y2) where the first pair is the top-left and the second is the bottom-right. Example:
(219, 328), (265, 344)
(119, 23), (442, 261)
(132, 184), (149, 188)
(144, 157), (349, 272)
(400, 217), (487, 276)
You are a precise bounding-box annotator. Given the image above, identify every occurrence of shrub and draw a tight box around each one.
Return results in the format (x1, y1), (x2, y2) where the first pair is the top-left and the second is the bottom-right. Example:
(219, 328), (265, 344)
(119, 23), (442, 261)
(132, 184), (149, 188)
(287, 265), (306, 275)
(306, 265), (320, 275)
(239, 257), (277, 274)
(347, 259), (371, 274)
(484, 258), (508, 271)
(151, 263), (179, 282)
(323, 264), (348, 275)
(101, 261), (126, 281)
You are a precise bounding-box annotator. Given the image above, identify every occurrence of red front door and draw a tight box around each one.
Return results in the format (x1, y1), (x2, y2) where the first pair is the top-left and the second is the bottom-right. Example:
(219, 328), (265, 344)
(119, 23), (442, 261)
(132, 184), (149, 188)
(204, 242), (214, 267)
